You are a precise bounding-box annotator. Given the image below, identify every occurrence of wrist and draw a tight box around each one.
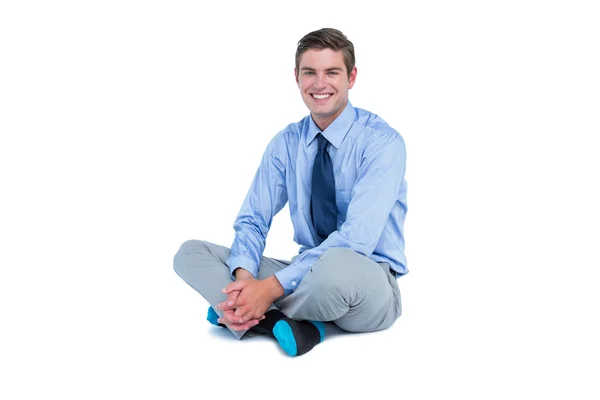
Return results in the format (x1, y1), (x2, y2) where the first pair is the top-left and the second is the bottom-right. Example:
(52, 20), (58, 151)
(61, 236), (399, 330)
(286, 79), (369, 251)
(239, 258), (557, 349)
(265, 275), (285, 299)
(234, 268), (254, 281)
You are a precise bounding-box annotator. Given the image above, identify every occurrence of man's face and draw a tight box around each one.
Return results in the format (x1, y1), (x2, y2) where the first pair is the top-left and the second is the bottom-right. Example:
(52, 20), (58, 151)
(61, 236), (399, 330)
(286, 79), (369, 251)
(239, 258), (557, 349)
(296, 48), (357, 129)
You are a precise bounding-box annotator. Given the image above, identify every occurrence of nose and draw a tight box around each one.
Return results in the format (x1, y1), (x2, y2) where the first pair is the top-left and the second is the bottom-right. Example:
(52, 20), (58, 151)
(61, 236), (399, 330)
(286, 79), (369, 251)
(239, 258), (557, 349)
(313, 72), (326, 89)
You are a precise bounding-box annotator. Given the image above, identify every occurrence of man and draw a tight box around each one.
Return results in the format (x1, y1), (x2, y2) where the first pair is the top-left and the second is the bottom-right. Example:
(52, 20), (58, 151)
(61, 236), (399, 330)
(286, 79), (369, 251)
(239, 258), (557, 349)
(174, 28), (407, 357)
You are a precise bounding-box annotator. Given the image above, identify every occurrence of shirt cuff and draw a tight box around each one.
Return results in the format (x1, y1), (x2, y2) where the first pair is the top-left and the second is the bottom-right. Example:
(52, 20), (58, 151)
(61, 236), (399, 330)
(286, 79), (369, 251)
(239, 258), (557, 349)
(274, 264), (303, 295)
(226, 254), (258, 280)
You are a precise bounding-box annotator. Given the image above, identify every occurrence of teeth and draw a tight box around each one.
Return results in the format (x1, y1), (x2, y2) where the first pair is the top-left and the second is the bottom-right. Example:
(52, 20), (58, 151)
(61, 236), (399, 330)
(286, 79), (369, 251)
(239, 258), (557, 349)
(312, 94), (331, 99)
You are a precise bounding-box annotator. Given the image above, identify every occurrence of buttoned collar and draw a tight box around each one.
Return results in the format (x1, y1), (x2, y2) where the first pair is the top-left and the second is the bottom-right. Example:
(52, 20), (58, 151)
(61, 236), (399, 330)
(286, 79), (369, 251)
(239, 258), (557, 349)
(306, 101), (355, 149)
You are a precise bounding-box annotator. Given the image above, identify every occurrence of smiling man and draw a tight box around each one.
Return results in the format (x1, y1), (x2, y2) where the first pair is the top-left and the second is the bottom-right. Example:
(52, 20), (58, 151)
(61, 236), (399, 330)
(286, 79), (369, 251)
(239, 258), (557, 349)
(297, 47), (356, 130)
(174, 28), (408, 357)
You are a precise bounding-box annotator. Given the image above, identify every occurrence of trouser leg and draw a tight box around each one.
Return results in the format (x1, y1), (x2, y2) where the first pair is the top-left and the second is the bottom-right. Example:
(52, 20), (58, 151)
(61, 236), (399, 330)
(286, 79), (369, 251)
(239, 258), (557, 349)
(173, 239), (290, 339)
(276, 247), (402, 333)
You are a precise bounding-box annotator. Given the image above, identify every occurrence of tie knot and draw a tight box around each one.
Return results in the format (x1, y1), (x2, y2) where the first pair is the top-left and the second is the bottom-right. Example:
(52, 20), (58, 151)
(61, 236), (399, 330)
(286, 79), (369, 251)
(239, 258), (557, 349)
(317, 133), (329, 151)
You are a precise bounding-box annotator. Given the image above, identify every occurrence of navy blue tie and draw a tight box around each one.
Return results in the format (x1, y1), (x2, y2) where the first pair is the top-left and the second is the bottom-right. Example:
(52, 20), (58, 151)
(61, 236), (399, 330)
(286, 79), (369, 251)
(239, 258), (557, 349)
(311, 133), (337, 243)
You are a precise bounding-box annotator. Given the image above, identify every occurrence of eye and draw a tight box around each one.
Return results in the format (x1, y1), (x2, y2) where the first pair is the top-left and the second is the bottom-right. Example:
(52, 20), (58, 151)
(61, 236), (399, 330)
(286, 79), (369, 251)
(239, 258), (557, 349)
(327, 71), (339, 75)
(304, 71), (315, 75)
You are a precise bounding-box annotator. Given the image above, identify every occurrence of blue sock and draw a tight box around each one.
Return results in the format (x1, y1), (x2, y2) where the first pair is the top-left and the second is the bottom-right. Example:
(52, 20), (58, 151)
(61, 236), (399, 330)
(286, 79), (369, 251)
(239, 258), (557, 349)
(272, 318), (325, 357)
(250, 309), (326, 356)
(206, 306), (225, 327)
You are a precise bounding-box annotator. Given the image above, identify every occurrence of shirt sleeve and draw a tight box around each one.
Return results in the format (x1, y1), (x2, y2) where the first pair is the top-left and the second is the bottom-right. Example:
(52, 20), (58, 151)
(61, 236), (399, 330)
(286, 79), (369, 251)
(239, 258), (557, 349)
(226, 134), (288, 279)
(274, 132), (406, 294)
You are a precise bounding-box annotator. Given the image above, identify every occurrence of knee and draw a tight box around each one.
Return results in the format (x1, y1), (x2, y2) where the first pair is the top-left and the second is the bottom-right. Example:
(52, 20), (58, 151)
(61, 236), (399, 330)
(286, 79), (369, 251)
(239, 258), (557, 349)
(177, 239), (208, 254)
(173, 239), (208, 275)
(334, 314), (399, 333)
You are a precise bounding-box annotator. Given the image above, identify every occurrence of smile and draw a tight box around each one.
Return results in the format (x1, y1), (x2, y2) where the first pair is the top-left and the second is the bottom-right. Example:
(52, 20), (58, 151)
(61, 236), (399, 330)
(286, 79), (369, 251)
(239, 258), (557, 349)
(311, 93), (332, 99)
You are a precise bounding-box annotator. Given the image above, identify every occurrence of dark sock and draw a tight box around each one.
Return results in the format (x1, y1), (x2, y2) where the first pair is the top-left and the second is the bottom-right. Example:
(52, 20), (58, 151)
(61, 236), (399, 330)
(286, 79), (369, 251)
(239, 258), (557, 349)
(250, 309), (285, 335)
(252, 309), (325, 357)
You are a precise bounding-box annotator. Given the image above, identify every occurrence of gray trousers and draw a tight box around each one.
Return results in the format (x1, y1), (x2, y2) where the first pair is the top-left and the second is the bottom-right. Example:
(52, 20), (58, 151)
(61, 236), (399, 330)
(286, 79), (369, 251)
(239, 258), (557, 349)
(173, 240), (402, 339)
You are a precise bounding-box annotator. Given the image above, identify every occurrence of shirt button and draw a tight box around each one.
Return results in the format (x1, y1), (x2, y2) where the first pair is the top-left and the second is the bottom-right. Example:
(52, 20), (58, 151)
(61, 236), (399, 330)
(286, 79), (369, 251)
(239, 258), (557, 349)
(292, 281), (297, 286)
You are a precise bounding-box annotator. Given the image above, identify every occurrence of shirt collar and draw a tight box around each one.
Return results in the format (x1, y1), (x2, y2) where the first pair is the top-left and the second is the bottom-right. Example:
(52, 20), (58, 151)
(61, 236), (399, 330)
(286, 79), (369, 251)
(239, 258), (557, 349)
(306, 101), (355, 149)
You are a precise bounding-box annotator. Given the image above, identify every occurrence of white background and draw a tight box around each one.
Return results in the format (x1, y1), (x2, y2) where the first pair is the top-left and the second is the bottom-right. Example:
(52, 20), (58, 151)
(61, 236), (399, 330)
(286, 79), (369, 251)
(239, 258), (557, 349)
(1, 0), (599, 398)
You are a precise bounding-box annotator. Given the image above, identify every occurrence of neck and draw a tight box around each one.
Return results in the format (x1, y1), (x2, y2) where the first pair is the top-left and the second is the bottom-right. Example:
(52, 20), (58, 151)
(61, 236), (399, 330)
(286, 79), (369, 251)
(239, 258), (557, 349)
(312, 101), (347, 131)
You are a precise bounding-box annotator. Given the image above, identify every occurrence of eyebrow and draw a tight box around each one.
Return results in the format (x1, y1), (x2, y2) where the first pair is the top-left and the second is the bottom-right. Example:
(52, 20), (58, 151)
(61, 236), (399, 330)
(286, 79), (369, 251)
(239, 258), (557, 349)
(300, 67), (344, 72)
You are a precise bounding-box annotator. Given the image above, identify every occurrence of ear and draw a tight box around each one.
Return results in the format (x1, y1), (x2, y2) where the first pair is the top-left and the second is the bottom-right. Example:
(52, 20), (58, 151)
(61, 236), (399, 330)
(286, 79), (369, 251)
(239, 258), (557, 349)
(348, 66), (357, 89)
(294, 68), (299, 86)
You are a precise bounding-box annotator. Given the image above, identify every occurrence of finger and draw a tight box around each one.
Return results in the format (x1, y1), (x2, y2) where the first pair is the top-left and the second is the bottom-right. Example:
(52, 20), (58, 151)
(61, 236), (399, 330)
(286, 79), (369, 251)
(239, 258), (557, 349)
(234, 307), (251, 322)
(222, 280), (247, 294)
(230, 319), (261, 331)
(220, 309), (244, 325)
(233, 306), (265, 321)
(218, 315), (262, 331)
(233, 305), (266, 323)
(227, 309), (246, 324)
(215, 300), (231, 311)
(226, 290), (240, 308)
(219, 316), (245, 326)
(216, 291), (240, 311)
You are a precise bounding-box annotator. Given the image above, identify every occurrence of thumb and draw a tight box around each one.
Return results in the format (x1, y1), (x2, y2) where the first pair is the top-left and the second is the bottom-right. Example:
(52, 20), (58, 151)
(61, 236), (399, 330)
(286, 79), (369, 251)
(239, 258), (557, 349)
(222, 280), (247, 294)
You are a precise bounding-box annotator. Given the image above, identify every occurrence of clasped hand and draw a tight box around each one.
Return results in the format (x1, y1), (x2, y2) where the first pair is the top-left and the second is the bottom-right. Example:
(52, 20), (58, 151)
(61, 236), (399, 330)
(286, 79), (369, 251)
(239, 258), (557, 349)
(215, 275), (280, 331)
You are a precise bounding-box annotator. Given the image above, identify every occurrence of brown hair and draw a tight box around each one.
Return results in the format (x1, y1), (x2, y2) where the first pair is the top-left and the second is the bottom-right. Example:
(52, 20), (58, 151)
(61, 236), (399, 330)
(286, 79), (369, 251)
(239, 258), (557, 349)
(295, 28), (355, 78)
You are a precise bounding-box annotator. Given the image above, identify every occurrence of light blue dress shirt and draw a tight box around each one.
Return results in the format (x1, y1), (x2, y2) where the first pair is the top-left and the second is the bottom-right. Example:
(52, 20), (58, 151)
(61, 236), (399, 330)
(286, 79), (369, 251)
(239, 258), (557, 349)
(226, 101), (408, 294)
